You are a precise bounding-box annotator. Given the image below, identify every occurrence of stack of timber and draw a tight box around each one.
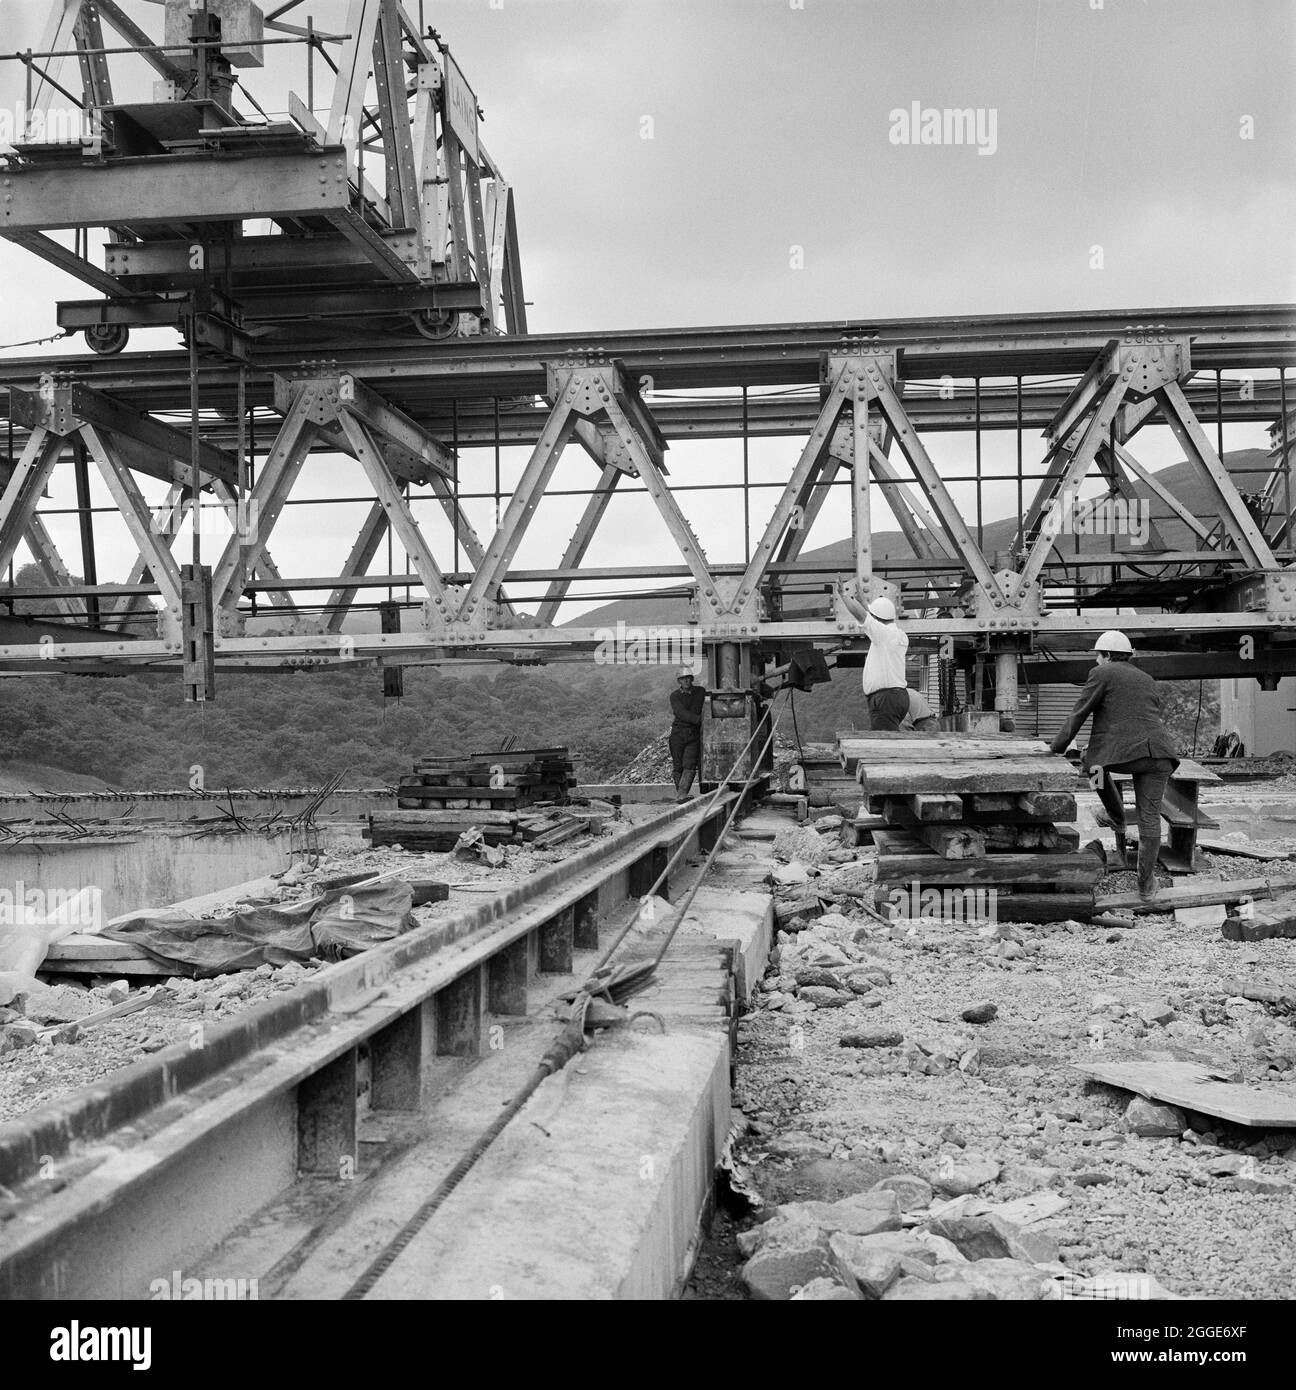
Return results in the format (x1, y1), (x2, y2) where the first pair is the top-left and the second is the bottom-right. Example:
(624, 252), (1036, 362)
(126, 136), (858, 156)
(846, 732), (1100, 924)
(793, 740), (865, 815)
(397, 747), (576, 810)
(370, 746), (584, 853)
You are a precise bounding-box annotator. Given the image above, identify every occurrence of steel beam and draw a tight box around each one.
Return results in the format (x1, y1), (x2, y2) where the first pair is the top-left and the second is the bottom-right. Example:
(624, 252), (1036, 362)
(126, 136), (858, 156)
(0, 231), (127, 298)
(1156, 379), (1276, 569)
(81, 424), (183, 612)
(0, 429), (63, 580)
(211, 389), (319, 612)
(1110, 441), (1211, 543)
(456, 391), (577, 623)
(337, 413), (449, 603)
(0, 152), (353, 232)
(336, 374), (452, 480)
(737, 365), (851, 611)
(863, 362), (1006, 601)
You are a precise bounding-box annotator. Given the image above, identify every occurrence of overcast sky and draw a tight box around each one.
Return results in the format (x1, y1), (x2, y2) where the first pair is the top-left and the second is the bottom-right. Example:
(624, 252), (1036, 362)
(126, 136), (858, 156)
(1, 0), (1293, 612)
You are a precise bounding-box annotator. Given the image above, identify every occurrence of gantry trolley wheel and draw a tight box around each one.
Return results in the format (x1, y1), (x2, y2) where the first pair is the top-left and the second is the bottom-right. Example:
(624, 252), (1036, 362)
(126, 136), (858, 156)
(85, 323), (130, 354)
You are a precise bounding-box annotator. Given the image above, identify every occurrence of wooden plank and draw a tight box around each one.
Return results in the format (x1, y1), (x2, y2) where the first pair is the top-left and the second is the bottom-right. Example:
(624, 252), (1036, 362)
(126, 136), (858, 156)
(371, 809), (517, 827)
(873, 847), (1105, 889)
(1222, 889), (1296, 941)
(1017, 791), (1077, 819)
(873, 885), (1094, 922)
(1197, 837), (1294, 862)
(909, 793), (964, 821)
(983, 823), (1080, 852)
(841, 735), (1050, 772)
(965, 793), (1017, 813)
(40, 956), (176, 977)
(992, 892), (1095, 923)
(45, 933), (149, 962)
(1096, 875), (1296, 914)
(912, 824), (986, 859)
(1073, 1058), (1296, 1128)
(871, 801), (1073, 833)
(861, 758), (1078, 796)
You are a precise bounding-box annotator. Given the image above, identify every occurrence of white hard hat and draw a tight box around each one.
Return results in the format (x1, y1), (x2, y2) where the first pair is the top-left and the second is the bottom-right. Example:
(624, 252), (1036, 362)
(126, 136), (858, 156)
(677, 666), (695, 678)
(1094, 630), (1133, 655)
(868, 596), (897, 621)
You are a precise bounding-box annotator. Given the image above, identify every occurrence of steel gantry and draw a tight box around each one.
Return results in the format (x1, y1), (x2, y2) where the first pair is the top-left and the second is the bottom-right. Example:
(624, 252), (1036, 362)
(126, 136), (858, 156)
(1, 0), (526, 349)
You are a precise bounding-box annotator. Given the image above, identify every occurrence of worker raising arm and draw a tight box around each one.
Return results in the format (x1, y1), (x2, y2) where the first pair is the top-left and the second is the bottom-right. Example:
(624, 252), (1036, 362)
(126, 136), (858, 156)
(837, 582), (910, 731)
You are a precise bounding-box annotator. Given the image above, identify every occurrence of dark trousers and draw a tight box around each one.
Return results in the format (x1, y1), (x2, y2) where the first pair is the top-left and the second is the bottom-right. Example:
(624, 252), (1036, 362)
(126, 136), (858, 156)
(1094, 756), (1175, 890)
(867, 687), (910, 732)
(669, 725), (700, 794)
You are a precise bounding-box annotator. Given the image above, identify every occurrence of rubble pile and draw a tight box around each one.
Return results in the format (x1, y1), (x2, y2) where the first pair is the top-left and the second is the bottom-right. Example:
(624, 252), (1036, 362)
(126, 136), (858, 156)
(699, 790), (1296, 1301)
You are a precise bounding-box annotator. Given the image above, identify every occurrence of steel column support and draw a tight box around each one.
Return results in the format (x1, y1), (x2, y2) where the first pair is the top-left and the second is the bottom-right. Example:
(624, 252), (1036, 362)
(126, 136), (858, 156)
(851, 379), (870, 592)
(373, 0), (419, 231)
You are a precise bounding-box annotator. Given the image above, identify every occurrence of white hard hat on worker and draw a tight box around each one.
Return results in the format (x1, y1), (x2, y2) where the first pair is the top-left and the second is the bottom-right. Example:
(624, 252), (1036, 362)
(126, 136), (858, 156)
(867, 596), (897, 622)
(1093, 630), (1133, 655)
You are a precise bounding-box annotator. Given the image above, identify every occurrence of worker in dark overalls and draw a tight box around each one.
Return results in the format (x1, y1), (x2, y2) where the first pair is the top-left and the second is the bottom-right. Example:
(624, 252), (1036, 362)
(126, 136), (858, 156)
(1049, 630), (1180, 903)
(669, 666), (707, 801)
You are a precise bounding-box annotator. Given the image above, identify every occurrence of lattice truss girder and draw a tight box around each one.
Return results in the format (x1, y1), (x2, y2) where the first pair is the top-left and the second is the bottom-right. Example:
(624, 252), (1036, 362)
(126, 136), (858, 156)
(1, 0), (526, 343)
(0, 329), (1293, 669)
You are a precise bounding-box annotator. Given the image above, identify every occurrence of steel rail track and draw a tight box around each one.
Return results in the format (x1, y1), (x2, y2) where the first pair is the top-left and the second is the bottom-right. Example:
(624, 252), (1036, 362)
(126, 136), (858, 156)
(0, 794), (736, 1299)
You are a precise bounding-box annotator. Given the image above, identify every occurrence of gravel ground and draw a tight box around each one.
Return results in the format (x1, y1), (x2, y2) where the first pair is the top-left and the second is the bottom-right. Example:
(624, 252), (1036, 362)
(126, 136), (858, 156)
(0, 818), (630, 1125)
(702, 827), (1296, 1300)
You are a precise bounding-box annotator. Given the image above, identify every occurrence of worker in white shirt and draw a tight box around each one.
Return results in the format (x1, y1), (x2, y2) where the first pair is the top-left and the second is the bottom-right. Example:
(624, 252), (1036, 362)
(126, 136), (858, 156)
(837, 583), (910, 730)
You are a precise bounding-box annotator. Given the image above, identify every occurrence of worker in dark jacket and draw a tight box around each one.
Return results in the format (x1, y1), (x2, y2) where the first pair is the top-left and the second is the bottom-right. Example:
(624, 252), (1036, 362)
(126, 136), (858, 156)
(669, 667), (707, 801)
(1049, 630), (1180, 902)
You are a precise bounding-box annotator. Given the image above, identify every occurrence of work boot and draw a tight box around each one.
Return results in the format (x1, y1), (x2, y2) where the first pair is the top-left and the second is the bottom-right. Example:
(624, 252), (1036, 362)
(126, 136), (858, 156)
(1137, 881), (1159, 906)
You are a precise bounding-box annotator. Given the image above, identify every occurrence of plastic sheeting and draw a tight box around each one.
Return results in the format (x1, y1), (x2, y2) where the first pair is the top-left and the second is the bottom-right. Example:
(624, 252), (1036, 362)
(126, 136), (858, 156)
(101, 880), (419, 977)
